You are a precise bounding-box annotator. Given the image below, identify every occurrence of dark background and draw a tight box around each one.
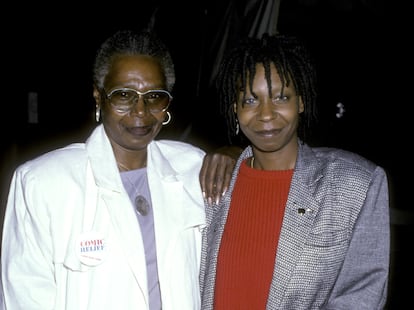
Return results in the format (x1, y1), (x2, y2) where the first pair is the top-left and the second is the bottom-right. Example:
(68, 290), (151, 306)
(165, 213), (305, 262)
(0, 1), (410, 308)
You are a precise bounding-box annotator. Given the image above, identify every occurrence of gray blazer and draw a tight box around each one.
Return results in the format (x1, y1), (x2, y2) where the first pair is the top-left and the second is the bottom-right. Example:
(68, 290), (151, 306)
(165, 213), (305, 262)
(200, 142), (390, 310)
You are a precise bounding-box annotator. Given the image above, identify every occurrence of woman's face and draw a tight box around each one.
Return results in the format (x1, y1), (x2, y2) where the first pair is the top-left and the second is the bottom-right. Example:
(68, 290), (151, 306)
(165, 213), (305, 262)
(234, 63), (304, 154)
(94, 54), (170, 152)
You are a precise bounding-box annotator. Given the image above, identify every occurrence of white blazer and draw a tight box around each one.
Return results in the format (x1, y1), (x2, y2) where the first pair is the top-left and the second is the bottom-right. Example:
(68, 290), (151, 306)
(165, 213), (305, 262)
(1, 124), (206, 310)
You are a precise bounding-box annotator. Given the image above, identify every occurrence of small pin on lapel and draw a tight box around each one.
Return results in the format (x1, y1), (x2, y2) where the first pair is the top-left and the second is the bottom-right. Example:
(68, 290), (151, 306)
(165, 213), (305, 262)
(298, 208), (313, 215)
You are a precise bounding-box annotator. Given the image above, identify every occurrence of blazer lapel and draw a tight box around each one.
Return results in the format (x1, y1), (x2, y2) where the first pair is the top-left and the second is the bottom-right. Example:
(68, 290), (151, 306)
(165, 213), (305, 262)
(267, 143), (323, 307)
(86, 126), (149, 296)
(100, 186), (149, 292)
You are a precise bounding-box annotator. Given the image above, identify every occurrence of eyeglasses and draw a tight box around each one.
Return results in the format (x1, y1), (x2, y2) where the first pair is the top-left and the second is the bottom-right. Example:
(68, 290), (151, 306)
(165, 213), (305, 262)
(104, 88), (172, 113)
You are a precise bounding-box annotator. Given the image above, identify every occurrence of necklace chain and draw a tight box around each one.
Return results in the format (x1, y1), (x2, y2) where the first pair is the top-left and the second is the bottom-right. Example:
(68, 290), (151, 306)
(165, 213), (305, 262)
(117, 160), (147, 172)
(250, 156), (255, 168)
(120, 167), (150, 216)
(117, 162), (131, 171)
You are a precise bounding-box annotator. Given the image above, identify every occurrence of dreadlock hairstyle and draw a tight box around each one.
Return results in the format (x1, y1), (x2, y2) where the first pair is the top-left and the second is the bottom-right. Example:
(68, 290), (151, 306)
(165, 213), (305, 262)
(93, 29), (175, 92)
(215, 33), (318, 144)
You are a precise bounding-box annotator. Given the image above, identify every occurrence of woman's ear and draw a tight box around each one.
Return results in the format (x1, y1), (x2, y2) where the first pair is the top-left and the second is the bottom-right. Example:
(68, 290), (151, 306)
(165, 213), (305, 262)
(93, 85), (101, 105)
(233, 102), (237, 113)
(298, 97), (305, 113)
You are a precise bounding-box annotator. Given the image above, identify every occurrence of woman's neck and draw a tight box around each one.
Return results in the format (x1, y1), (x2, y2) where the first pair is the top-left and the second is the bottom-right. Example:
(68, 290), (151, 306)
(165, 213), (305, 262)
(111, 142), (147, 172)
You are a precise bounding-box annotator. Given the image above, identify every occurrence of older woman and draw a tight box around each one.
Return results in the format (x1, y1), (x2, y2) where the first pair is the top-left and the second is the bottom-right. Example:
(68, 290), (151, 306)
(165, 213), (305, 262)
(1, 29), (237, 310)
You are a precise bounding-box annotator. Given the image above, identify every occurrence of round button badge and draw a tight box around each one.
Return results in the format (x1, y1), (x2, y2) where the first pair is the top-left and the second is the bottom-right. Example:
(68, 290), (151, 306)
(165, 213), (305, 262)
(77, 231), (107, 266)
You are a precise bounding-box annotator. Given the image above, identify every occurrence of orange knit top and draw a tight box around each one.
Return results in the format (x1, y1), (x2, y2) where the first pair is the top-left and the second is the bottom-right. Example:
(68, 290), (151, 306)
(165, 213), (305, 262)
(214, 159), (293, 309)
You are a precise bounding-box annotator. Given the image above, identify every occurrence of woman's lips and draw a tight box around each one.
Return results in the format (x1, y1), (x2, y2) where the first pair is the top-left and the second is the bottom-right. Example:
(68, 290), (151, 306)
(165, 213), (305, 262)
(255, 129), (281, 137)
(127, 126), (152, 136)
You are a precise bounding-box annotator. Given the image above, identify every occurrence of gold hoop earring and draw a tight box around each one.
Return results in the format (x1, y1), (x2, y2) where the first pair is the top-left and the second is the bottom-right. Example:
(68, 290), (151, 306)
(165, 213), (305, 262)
(95, 106), (101, 123)
(162, 111), (172, 125)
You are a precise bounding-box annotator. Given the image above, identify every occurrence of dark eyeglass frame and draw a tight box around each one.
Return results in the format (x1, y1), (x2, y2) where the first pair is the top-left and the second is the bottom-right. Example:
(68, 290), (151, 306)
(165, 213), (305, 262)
(103, 88), (173, 113)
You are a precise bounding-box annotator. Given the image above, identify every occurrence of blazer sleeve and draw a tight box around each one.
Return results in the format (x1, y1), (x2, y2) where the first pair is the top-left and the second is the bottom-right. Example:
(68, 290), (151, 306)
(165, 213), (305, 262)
(1, 168), (57, 309)
(325, 165), (390, 309)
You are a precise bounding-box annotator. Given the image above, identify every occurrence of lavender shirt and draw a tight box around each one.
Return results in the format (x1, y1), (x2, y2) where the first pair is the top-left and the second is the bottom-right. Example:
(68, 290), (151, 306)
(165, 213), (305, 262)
(121, 168), (161, 310)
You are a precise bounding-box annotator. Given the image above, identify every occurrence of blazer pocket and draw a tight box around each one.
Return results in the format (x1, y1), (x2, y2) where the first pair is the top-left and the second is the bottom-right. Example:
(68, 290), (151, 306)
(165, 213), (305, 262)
(299, 229), (350, 281)
(305, 228), (349, 248)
